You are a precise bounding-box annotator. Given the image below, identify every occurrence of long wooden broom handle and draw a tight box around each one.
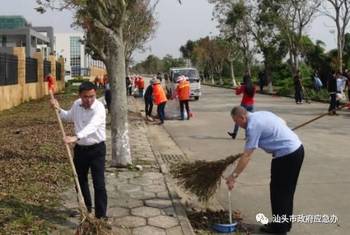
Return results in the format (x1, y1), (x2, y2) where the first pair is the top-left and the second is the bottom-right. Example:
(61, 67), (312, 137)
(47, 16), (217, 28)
(292, 103), (348, 131)
(49, 90), (87, 214)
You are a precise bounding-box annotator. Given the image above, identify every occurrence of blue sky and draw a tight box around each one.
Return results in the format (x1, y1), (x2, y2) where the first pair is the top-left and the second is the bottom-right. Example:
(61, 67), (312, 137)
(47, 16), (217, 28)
(0, 0), (338, 62)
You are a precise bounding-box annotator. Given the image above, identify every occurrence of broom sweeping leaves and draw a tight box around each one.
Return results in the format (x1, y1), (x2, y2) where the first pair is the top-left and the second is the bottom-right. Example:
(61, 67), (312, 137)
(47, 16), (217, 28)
(170, 154), (242, 202)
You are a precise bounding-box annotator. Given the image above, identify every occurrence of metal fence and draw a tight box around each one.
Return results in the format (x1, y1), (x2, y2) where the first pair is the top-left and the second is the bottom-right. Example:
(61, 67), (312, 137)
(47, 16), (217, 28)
(0, 53), (18, 85)
(56, 62), (61, 81)
(25, 57), (38, 83)
(43, 60), (51, 78)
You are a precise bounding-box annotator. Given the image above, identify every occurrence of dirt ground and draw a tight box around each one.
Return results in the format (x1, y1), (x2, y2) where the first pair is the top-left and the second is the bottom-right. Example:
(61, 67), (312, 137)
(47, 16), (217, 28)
(0, 89), (80, 233)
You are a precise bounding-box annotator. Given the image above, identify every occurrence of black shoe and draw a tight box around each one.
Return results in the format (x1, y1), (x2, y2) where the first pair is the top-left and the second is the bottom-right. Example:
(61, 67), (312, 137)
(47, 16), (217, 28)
(260, 223), (289, 234)
(227, 132), (236, 139)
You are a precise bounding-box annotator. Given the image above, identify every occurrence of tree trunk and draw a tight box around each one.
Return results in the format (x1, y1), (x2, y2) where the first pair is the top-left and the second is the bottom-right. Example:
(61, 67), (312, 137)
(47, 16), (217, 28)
(264, 61), (273, 94)
(338, 33), (343, 73)
(289, 49), (298, 78)
(108, 39), (132, 167)
(125, 61), (129, 77)
(230, 60), (237, 87)
(219, 75), (223, 85)
(211, 73), (215, 84)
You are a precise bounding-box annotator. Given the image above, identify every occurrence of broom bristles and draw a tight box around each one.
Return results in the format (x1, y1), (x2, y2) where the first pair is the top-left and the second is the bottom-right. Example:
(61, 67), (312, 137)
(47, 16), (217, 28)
(170, 154), (242, 202)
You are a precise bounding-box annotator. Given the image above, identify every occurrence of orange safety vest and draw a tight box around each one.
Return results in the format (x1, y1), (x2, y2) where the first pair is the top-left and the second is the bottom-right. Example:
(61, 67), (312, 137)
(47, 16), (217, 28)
(138, 78), (145, 89)
(152, 83), (167, 105)
(47, 75), (56, 92)
(176, 80), (190, 101)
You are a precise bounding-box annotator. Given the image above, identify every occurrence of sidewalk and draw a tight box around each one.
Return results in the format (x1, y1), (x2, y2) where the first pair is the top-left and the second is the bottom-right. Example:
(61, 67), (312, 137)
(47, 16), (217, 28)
(56, 96), (195, 235)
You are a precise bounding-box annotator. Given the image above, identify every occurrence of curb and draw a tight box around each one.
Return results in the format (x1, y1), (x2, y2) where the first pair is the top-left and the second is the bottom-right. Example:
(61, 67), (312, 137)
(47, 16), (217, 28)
(133, 98), (196, 235)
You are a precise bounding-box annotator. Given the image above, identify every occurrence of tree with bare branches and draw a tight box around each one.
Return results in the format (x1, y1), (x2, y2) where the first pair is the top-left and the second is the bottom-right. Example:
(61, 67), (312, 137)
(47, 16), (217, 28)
(269, 0), (321, 76)
(321, 0), (350, 72)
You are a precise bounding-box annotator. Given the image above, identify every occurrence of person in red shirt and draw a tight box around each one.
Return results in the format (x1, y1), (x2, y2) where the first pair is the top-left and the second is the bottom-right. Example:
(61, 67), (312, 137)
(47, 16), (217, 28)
(228, 73), (256, 139)
(176, 76), (191, 120)
(152, 79), (167, 124)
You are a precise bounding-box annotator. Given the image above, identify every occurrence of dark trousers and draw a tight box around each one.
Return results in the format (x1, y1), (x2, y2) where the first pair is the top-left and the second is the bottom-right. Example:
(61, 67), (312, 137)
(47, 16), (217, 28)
(127, 86), (132, 96)
(138, 88), (144, 97)
(104, 90), (111, 111)
(328, 93), (337, 113)
(157, 102), (166, 123)
(294, 87), (303, 103)
(145, 100), (153, 116)
(270, 145), (304, 232)
(179, 100), (190, 120)
(259, 81), (264, 92)
(74, 142), (107, 218)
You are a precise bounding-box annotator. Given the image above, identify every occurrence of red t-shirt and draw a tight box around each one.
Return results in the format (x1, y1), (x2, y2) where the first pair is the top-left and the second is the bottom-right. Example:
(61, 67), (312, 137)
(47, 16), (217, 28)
(235, 85), (256, 106)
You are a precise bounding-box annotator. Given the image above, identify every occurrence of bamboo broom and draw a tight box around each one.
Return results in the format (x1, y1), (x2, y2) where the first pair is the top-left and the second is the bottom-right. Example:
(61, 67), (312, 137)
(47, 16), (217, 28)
(170, 103), (349, 202)
(49, 87), (111, 234)
(170, 154), (242, 202)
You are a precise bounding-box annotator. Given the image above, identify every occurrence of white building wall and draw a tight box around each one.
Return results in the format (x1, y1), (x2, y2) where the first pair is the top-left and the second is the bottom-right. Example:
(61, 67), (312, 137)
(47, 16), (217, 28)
(55, 32), (105, 78)
(55, 32), (83, 73)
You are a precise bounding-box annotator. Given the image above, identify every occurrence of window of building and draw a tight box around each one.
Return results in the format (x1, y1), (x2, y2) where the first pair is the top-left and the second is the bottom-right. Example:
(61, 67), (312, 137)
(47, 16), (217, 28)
(70, 36), (81, 77)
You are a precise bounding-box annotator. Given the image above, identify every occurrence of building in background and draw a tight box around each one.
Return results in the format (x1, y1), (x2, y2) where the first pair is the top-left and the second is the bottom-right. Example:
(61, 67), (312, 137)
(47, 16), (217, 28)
(0, 15), (53, 58)
(55, 32), (105, 80)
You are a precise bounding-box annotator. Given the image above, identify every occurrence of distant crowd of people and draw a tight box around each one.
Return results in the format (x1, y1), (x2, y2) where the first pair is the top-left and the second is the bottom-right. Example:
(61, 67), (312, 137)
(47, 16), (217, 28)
(292, 69), (350, 115)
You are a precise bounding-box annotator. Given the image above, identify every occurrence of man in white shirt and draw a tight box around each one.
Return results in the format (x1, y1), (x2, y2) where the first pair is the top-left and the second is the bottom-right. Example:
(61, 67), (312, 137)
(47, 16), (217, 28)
(51, 81), (107, 219)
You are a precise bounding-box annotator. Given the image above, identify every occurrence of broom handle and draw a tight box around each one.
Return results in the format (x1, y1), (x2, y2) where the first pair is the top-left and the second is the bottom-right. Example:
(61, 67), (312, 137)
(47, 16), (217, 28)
(49, 91), (87, 213)
(292, 103), (348, 131)
(228, 190), (232, 224)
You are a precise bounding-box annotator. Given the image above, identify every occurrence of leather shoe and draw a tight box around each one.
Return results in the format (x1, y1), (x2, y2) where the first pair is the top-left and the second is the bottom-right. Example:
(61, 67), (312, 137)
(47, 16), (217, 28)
(260, 223), (289, 234)
(227, 132), (236, 139)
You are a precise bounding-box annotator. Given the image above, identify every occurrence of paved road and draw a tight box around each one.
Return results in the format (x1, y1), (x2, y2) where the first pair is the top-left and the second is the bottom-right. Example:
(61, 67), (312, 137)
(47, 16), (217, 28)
(162, 85), (350, 235)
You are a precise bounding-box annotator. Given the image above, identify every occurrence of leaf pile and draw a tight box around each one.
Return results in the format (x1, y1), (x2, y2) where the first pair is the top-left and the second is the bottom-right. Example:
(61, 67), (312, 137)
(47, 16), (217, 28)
(0, 92), (78, 233)
(187, 209), (249, 234)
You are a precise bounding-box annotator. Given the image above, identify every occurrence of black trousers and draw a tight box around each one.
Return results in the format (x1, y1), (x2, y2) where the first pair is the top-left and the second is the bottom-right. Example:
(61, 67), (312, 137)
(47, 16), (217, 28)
(179, 100), (190, 120)
(145, 100), (153, 116)
(104, 90), (111, 111)
(328, 93), (337, 112)
(270, 145), (304, 232)
(157, 102), (166, 123)
(74, 142), (107, 218)
(294, 87), (303, 103)
(127, 86), (132, 96)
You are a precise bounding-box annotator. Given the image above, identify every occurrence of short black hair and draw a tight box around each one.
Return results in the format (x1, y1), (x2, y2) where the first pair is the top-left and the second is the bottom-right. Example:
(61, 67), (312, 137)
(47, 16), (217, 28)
(79, 81), (96, 93)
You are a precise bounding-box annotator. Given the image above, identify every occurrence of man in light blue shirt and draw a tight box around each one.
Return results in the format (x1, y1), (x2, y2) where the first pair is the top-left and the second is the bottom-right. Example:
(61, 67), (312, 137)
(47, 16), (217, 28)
(226, 106), (304, 234)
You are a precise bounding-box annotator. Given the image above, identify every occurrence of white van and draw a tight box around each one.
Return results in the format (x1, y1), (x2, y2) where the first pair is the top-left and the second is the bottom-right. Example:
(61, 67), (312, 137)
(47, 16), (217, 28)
(166, 67), (201, 100)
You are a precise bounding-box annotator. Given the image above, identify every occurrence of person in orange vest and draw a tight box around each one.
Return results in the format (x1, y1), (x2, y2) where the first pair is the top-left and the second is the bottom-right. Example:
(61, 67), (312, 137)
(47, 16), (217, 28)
(138, 76), (145, 97)
(176, 75), (191, 120)
(133, 76), (139, 96)
(152, 79), (167, 124)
